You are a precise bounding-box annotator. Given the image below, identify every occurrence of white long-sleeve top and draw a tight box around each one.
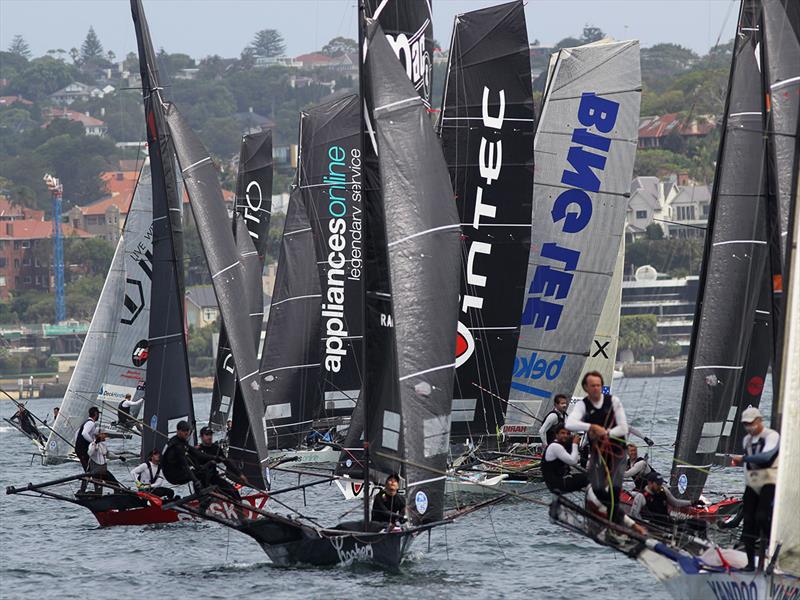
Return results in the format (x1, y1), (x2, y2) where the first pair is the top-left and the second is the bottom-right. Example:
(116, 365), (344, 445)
(79, 419), (97, 444)
(538, 410), (566, 448)
(565, 395), (628, 440)
(88, 440), (108, 465)
(120, 397), (144, 410)
(130, 461), (167, 487)
(544, 442), (580, 466)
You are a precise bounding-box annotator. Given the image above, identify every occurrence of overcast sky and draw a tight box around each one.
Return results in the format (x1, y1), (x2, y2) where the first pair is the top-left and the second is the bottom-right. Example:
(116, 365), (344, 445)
(1, 0), (739, 61)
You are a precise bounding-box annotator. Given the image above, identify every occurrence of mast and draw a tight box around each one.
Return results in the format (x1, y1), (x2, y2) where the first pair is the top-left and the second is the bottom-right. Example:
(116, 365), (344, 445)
(669, 0), (771, 501)
(437, 1), (535, 443)
(164, 105), (270, 485)
(131, 0), (194, 461)
(504, 38), (642, 436)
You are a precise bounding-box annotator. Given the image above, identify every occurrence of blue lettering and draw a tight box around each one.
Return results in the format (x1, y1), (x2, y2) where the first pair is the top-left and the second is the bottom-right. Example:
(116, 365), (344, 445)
(541, 243), (579, 271)
(513, 353), (566, 381)
(572, 127), (611, 152)
(552, 188), (593, 234)
(521, 297), (563, 330)
(531, 265), (573, 300)
(561, 146), (606, 192)
(577, 92), (619, 133)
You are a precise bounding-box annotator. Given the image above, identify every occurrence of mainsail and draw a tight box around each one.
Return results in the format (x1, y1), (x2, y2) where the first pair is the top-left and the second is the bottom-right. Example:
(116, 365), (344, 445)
(45, 165), (153, 462)
(362, 21), (461, 524)
(259, 177), (322, 450)
(299, 96), (363, 425)
(505, 39), (642, 435)
(164, 105), (270, 483)
(365, 0), (434, 107)
(437, 0), (534, 442)
(670, 0), (770, 501)
(131, 0), (194, 460)
(209, 131), (273, 430)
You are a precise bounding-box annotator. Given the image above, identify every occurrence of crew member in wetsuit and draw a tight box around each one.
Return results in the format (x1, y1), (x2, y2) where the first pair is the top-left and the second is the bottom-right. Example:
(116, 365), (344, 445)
(566, 371), (628, 526)
(131, 448), (174, 500)
(117, 394), (144, 431)
(44, 406), (59, 427)
(625, 443), (653, 492)
(76, 407), (100, 493)
(542, 425), (588, 494)
(539, 394), (569, 452)
(84, 432), (121, 494)
(197, 426), (247, 496)
(629, 472), (692, 527)
(371, 473), (405, 526)
(732, 406), (780, 571)
(10, 405), (46, 444)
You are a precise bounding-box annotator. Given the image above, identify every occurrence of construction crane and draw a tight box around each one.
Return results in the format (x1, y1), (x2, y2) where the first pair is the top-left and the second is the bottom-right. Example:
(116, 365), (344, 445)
(43, 173), (65, 323)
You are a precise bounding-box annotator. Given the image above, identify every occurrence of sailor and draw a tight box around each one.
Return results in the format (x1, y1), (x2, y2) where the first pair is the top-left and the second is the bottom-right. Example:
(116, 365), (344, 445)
(224, 419), (233, 443)
(117, 393), (144, 431)
(732, 406), (780, 571)
(539, 394), (569, 451)
(371, 473), (406, 526)
(629, 472), (692, 527)
(10, 404), (45, 444)
(83, 432), (121, 494)
(44, 406), (59, 426)
(624, 443), (653, 492)
(76, 407), (100, 493)
(197, 426), (248, 489)
(566, 370), (629, 525)
(130, 448), (174, 500)
(542, 425), (588, 494)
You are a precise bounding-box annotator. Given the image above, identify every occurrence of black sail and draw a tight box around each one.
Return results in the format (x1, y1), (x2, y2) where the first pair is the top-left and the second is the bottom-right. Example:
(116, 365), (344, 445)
(761, 0), (800, 423)
(670, 0), (770, 501)
(365, 0), (434, 107)
(437, 1), (534, 442)
(364, 22), (461, 524)
(209, 131), (273, 430)
(299, 96), (363, 426)
(131, 0), (194, 460)
(259, 178), (322, 450)
(164, 105), (270, 484)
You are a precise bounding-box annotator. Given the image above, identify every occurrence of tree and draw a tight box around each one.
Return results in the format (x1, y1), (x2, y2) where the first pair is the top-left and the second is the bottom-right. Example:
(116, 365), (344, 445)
(0, 108), (37, 135)
(645, 224), (664, 241)
(321, 36), (357, 56)
(7, 56), (78, 101)
(247, 29), (286, 58)
(555, 36), (582, 50)
(80, 26), (104, 63)
(619, 315), (658, 360)
(8, 35), (31, 59)
(199, 117), (241, 158)
(65, 238), (115, 278)
(581, 26), (605, 44)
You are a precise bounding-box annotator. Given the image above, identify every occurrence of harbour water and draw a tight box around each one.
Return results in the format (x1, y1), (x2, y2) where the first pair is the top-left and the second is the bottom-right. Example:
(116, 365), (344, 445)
(0, 376), (755, 599)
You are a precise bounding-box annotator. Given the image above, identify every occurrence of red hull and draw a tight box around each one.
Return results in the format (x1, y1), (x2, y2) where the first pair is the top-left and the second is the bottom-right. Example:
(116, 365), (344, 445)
(619, 489), (741, 523)
(92, 492), (270, 527)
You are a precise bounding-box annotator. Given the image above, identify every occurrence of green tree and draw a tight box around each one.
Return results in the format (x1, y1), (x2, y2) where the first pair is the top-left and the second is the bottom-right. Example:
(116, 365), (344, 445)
(7, 56), (78, 101)
(0, 50), (28, 81)
(7, 34), (31, 59)
(0, 108), (37, 134)
(619, 315), (658, 360)
(247, 29), (286, 58)
(581, 26), (605, 44)
(321, 37), (357, 56)
(65, 238), (115, 277)
(645, 224), (664, 240)
(200, 116), (241, 157)
(634, 148), (693, 178)
(80, 26), (104, 63)
(641, 43), (697, 92)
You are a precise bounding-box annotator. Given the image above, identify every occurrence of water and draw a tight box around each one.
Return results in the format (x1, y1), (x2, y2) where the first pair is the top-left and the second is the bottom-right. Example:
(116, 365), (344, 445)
(0, 376), (756, 599)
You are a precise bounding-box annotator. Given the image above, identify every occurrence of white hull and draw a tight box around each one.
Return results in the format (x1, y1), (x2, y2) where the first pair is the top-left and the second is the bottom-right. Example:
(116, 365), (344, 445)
(270, 445), (339, 465)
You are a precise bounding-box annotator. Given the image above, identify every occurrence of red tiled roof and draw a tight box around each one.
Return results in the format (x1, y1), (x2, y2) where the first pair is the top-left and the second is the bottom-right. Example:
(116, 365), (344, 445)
(0, 196), (45, 221)
(0, 95), (32, 106)
(1, 219), (91, 240)
(44, 107), (105, 128)
(294, 52), (334, 65)
(638, 113), (715, 139)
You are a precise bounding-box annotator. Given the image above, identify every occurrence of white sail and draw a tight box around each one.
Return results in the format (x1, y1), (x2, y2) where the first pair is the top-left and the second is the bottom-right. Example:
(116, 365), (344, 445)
(45, 163), (152, 463)
(505, 39), (641, 435)
(770, 175), (800, 574)
(572, 236), (624, 398)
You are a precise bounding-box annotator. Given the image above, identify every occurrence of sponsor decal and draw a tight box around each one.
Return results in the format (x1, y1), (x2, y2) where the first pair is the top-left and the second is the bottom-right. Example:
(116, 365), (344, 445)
(150, 415), (157, 430)
(455, 321), (475, 368)
(415, 490), (428, 514)
(240, 179), (266, 242)
(131, 339), (149, 367)
(97, 383), (138, 403)
(384, 25), (432, 104)
(521, 93), (620, 331)
(510, 352), (566, 398)
(677, 473), (688, 495)
(332, 536), (374, 566)
(746, 376), (764, 397)
(49, 440), (57, 450)
(707, 579), (760, 600)
(771, 579), (800, 600)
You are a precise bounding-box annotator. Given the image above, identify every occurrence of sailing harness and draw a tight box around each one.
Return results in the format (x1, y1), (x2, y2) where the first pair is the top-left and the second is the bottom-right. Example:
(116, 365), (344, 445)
(74, 418), (95, 459)
(543, 409), (566, 445)
(582, 394), (626, 458)
(541, 441), (574, 490)
(137, 462), (163, 487)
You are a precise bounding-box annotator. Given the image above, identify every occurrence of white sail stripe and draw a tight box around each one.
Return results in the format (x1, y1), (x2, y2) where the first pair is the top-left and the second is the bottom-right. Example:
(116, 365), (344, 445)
(181, 156), (212, 173)
(374, 96), (419, 113)
(211, 261), (240, 279)
(693, 365), (744, 370)
(284, 227), (311, 237)
(371, 0), (390, 19)
(153, 215), (167, 222)
(149, 332), (183, 342)
(387, 224), (460, 248)
(238, 369), (259, 381)
(771, 76), (800, 91)
(270, 293), (321, 307)
(249, 312), (264, 316)
(240, 251), (258, 257)
(169, 207), (181, 212)
(407, 475), (446, 487)
(398, 362), (456, 381)
(728, 111), (762, 117)
(260, 362), (320, 375)
(468, 326), (517, 331)
(713, 239), (768, 246)
(460, 222), (530, 227)
(755, 310), (770, 315)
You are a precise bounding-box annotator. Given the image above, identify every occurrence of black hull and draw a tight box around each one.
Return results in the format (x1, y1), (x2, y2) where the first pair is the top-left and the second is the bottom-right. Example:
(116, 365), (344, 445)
(237, 516), (421, 568)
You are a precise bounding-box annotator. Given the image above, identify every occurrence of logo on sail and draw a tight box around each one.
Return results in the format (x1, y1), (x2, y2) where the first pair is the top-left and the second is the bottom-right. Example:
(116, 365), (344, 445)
(131, 340), (149, 367)
(455, 321), (475, 368)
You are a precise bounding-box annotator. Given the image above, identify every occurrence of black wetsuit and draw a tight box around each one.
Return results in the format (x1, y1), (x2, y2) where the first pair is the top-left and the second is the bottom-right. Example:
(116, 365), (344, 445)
(542, 441), (588, 494)
(196, 441), (242, 502)
(371, 490), (406, 525)
(11, 410), (45, 443)
(162, 434), (211, 486)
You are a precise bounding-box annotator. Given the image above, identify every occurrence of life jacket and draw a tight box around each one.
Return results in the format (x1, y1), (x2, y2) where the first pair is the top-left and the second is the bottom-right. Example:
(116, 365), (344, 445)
(544, 409), (566, 445)
(628, 456), (650, 491)
(162, 436), (192, 485)
(744, 429), (779, 491)
(542, 441), (574, 491)
(74, 418), (94, 457)
(642, 489), (671, 524)
(582, 394), (625, 450)
(117, 402), (132, 424)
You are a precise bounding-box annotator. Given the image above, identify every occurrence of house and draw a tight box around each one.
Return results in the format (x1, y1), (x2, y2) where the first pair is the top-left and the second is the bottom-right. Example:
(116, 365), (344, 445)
(327, 53), (359, 76)
(43, 107), (107, 136)
(0, 95), (33, 107)
(637, 113), (716, 149)
(185, 285), (219, 329)
(0, 220), (90, 300)
(233, 108), (276, 136)
(625, 176), (673, 242)
(293, 53), (334, 70)
(67, 170), (139, 242)
(0, 196), (45, 223)
(254, 56), (301, 69)
(175, 68), (200, 80)
(49, 82), (108, 106)
(663, 183), (711, 239)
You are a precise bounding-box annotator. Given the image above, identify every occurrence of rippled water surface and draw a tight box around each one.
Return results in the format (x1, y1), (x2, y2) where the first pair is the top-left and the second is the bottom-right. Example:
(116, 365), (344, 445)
(1, 376), (757, 599)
